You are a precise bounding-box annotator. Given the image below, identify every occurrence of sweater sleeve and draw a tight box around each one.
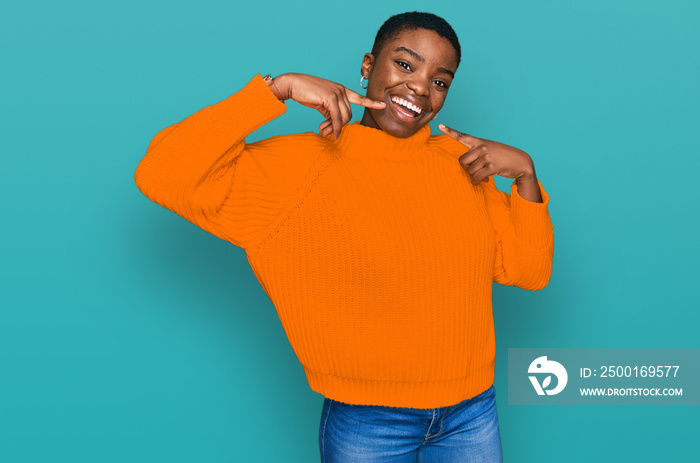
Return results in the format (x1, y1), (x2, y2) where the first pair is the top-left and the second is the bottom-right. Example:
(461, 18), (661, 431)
(134, 74), (293, 248)
(482, 176), (554, 290)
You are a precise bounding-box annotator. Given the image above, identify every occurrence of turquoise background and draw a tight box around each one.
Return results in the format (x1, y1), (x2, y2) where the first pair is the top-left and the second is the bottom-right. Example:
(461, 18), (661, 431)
(1, 0), (698, 461)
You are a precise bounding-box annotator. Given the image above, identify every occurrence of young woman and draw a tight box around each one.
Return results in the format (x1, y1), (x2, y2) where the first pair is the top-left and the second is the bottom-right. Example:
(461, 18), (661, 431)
(135, 11), (553, 463)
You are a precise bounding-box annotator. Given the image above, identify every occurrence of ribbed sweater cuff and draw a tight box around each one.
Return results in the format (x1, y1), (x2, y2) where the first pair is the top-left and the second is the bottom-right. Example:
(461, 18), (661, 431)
(216, 73), (287, 138)
(510, 178), (553, 249)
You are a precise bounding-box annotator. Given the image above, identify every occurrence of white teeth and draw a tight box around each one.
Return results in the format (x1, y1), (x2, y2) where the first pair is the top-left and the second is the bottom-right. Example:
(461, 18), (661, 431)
(391, 96), (422, 115)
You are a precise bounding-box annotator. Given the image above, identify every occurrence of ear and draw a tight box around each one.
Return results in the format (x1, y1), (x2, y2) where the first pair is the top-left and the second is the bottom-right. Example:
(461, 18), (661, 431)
(361, 53), (374, 78)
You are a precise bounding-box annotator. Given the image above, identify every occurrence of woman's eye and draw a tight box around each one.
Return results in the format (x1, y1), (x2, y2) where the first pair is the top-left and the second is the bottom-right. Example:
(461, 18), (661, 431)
(434, 80), (447, 88)
(395, 61), (411, 70)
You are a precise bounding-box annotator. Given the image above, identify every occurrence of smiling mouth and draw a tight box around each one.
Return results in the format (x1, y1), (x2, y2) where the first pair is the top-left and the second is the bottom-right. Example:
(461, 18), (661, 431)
(387, 97), (427, 125)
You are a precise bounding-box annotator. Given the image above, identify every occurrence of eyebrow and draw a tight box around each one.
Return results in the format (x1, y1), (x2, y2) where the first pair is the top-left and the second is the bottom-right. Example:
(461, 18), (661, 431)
(393, 46), (455, 78)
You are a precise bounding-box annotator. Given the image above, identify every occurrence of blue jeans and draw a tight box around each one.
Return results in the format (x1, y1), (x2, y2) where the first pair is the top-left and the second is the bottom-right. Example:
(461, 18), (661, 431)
(319, 384), (502, 462)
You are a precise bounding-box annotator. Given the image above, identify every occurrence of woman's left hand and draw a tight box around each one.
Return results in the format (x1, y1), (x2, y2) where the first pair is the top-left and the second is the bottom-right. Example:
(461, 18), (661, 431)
(438, 123), (535, 185)
(438, 123), (543, 202)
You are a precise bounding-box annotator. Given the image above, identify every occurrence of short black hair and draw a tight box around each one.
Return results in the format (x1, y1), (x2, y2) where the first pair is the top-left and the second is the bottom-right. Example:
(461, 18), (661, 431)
(371, 11), (461, 69)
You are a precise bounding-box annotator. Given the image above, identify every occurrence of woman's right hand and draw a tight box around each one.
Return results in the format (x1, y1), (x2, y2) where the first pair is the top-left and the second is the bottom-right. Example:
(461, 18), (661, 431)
(273, 73), (386, 140)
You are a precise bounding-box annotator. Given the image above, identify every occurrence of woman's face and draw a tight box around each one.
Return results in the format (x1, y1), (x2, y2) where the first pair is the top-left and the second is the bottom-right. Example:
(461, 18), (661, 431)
(360, 27), (459, 138)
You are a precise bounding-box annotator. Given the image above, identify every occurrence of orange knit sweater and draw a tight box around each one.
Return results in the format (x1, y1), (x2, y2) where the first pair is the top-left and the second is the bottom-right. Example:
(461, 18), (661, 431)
(134, 73), (554, 409)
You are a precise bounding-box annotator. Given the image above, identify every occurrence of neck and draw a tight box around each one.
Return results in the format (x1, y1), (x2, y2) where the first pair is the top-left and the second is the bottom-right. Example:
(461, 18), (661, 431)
(360, 108), (380, 130)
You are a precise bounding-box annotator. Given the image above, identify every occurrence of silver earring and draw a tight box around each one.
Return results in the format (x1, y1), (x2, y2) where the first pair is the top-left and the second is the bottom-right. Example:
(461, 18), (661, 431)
(360, 75), (368, 89)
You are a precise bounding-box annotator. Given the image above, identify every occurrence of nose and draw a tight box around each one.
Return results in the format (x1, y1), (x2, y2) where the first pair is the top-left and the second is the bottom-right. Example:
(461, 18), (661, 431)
(406, 74), (430, 96)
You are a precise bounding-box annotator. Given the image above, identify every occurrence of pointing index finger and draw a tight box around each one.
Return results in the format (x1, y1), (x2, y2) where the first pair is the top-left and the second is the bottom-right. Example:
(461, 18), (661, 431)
(438, 124), (480, 149)
(345, 88), (386, 109)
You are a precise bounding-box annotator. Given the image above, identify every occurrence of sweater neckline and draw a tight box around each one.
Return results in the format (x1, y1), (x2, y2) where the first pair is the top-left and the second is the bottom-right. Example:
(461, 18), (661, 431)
(334, 121), (432, 161)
